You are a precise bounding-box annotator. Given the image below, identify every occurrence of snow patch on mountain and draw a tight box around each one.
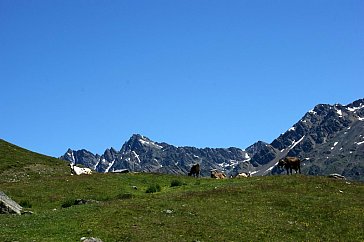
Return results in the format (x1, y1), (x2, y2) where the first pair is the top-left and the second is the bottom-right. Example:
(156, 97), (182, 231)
(265, 161), (279, 173)
(336, 109), (343, 117)
(67, 150), (75, 164)
(94, 158), (103, 170)
(331, 142), (339, 150)
(105, 159), (115, 173)
(347, 104), (364, 112)
(356, 141), (364, 146)
(309, 109), (317, 115)
(138, 138), (163, 149)
(290, 136), (305, 150)
(132, 151), (141, 163)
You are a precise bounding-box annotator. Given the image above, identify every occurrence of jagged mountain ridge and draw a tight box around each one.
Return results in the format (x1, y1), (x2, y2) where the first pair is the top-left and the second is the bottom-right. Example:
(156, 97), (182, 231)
(60, 98), (364, 181)
(61, 134), (251, 177)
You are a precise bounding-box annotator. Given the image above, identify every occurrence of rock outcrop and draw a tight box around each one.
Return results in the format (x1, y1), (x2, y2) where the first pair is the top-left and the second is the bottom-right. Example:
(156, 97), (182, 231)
(0, 191), (22, 215)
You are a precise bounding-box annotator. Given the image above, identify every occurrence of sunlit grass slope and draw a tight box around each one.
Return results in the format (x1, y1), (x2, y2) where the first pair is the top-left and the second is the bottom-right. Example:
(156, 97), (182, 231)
(0, 139), (69, 176)
(1, 139), (363, 241)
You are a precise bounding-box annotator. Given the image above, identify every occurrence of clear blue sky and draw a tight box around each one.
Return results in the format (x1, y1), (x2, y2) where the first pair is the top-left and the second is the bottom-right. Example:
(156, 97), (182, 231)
(1, 0), (363, 157)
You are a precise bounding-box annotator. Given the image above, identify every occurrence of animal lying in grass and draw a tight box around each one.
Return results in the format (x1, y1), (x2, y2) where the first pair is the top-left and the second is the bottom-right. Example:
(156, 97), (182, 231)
(277, 157), (301, 175)
(210, 169), (226, 179)
(188, 164), (200, 177)
(69, 163), (92, 175)
(234, 172), (251, 178)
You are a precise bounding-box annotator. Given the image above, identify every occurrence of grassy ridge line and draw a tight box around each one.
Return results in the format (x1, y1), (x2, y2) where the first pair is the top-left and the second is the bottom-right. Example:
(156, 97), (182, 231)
(0, 139), (67, 172)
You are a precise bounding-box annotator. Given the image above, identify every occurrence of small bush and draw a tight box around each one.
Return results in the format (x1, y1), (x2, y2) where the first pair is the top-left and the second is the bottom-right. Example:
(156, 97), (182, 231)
(95, 195), (113, 202)
(61, 199), (76, 208)
(146, 184), (161, 193)
(19, 200), (32, 208)
(116, 193), (133, 199)
(170, 179), (183, 187)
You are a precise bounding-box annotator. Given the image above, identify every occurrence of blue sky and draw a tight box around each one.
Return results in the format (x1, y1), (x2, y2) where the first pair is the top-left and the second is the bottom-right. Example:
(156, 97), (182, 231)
(1, 0), (363, 157)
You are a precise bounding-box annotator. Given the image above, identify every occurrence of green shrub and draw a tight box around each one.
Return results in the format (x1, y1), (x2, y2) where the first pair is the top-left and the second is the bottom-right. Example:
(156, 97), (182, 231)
(170, 179), (183, 187)
(146, 184), (161, 193)
(61, 199), (76, 208)
(95, 195), (113, 202)
(116, 193), (133, 199)
(19, 200), (32, 208)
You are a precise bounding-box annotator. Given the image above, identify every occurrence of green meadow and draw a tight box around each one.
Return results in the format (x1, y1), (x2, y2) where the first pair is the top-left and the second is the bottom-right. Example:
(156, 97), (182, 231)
(1, 139), (363, 241)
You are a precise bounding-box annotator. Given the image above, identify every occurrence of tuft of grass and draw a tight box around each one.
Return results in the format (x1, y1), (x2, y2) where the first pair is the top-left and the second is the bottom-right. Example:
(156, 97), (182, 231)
(170, 179), (184, 187)
(115, 193), (133, 200)
(146, 184), (161, 193)
(19, 200), (32, 208)
(61, 199), (77, 208)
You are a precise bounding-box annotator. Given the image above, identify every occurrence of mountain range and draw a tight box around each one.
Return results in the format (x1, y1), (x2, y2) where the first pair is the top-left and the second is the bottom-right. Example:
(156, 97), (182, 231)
(60, 98), (364, 181)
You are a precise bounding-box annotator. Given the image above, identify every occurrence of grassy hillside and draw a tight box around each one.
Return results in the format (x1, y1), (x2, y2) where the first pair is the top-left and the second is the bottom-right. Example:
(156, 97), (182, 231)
(1, 140), (364, 241)
(0, 139), (69, 177)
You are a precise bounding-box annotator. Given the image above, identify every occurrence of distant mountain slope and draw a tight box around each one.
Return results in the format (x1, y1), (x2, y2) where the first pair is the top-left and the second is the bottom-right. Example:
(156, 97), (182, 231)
(252, 98), (364, 181)
(60, 98), (364, 181)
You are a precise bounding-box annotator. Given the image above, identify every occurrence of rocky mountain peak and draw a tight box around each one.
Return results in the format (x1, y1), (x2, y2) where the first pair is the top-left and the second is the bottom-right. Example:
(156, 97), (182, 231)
(120, 134), (163, 153)
(103, 148), (118, 161)
(246, 141), (269, 154)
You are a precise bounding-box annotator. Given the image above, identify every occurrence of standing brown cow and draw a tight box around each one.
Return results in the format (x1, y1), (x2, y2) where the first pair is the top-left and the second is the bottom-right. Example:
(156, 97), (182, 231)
(278, 157), (301, 175)
(188, 164), (200, 177)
